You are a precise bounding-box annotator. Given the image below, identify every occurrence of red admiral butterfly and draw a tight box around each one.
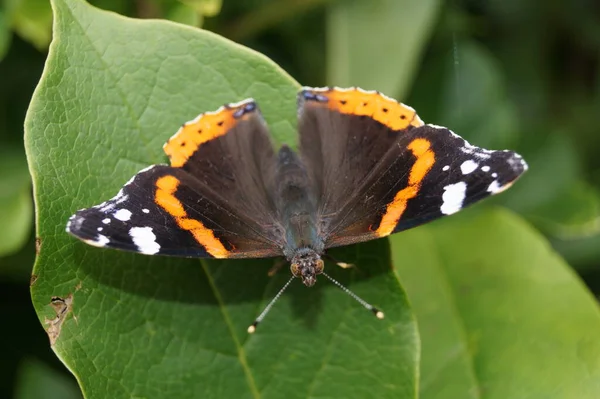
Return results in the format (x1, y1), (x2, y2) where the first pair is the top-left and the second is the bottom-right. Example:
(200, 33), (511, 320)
(67, 87), (527, 331)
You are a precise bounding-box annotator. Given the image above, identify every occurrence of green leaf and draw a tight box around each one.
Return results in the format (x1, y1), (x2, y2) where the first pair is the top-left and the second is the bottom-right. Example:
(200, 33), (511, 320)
(165, 0), (225, 28)
(327, 0), (441, 98)
(14, 357), (82, 399)
(392, 208), (600, 399)
(528, 180), (600, 239)
(25, 0), (418, 398)
(179, 0), (222, 17)
(165, 2), (201, 27)
(0, 148), (32, 257)
(0, 4), (12, 60)
(528, 178), (600, 270)
(437, 40), (519, 150)
(499, 131), (578, 208)
(12, 0), (53, 50)
(551, 232), (600, 272)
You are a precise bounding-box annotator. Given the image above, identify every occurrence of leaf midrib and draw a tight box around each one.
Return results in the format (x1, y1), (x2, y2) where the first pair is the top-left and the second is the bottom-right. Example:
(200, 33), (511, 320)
(202, 261), (261, 399)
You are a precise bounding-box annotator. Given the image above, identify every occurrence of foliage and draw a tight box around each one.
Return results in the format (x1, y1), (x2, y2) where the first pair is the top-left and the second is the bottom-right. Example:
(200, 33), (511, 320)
(1, 0), (599, 398)
(26, 1), (418, 397)
(393, 209), (600, 398)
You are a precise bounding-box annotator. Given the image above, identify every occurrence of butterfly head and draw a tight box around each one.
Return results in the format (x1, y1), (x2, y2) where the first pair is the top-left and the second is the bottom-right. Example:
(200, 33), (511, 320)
(290, 249), (324, 287)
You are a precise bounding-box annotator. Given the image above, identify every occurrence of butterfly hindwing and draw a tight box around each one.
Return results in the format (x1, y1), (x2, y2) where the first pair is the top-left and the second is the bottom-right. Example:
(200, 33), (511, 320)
(297, 87), (527, 249)
(67, 100), (284, 258)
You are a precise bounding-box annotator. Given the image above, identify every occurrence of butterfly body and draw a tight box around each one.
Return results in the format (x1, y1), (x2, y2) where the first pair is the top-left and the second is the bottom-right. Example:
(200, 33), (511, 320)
(67, 87), (527, 288)
(275, 145), (322, 258)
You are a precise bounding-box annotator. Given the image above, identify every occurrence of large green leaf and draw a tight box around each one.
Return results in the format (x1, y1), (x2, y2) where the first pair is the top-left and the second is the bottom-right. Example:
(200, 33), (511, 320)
(327, 0), (440, 98)
(393, 208), (600, 399)
(0, 148), (32, 257)
(25, 1), (418, 398)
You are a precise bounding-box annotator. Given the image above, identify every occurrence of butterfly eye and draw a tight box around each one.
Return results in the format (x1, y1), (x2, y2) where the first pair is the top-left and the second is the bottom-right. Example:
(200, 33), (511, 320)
(315, 259), (324, 274)
(290, 263), (301, 277)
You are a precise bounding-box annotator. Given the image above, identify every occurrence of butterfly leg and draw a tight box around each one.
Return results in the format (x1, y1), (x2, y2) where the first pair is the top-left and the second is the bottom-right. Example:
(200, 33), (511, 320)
(324, 254), (354, 269)
(268, 258), (287, 277)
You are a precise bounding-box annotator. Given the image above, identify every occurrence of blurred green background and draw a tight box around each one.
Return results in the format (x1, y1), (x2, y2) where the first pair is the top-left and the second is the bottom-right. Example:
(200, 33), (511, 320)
(2, 0), (600, 397)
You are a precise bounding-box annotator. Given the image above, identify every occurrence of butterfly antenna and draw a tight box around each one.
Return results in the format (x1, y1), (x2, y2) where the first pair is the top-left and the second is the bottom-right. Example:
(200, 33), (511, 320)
(248, 275), (295, 334)
(322, 272), (384, 319)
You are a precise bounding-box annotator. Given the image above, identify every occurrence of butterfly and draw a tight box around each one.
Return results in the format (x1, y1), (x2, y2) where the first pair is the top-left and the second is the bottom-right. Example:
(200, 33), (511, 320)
(67, 87), (527, 330)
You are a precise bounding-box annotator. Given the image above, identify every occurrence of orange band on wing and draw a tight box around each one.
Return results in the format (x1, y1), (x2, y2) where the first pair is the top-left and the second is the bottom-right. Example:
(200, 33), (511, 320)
(376, 138), (435, 237)
(163, 100), (257, 168)
(305, 87), (424, 131)
(155, 175), (229, 258)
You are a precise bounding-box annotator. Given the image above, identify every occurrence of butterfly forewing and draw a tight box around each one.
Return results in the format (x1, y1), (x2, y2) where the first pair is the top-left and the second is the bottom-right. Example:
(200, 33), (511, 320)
(67, 100), (284, 259)
(297, 87), (527, 249)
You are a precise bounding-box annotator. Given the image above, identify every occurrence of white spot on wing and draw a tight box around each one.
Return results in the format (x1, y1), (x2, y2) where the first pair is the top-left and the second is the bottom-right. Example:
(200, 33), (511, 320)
(123, 165), (157, 187)
(442, 165), (450, 171)
(102, 218), (111, 224)
(481, 165), (490, 172)
(114, 193), (128, 205)
(441, 182), (467, 215)
(356, 87), (376, 94)
(84, 234), (109, 248)
(129, 227), (160, 255)
(98, 202), (115, 212)
(302, 86), (328, 92)
(428, 124), (446, 130)
(228, 98), (256, 108)
(412, 114), (424, 125)
(487, 180), (513, 194)
(460, 160), (479, 175)
(487, 180), (501, 193)
(142, 208), (150, 214)
(123, 175), (137, 187)
(114, 209), (132, 221)
(428, 124), (494, 160)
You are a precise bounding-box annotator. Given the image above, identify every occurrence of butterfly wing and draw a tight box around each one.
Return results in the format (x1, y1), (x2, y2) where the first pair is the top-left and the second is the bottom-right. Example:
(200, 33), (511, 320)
(67, 100), (284, 258)
(298, 87), (527, 249)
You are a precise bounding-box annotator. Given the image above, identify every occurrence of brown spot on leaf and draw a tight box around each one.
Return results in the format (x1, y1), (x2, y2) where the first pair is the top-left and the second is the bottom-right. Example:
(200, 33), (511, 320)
(35, 237), (42, 255)
(44, 294), (74, 345)
(30, 274), (38, 287)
